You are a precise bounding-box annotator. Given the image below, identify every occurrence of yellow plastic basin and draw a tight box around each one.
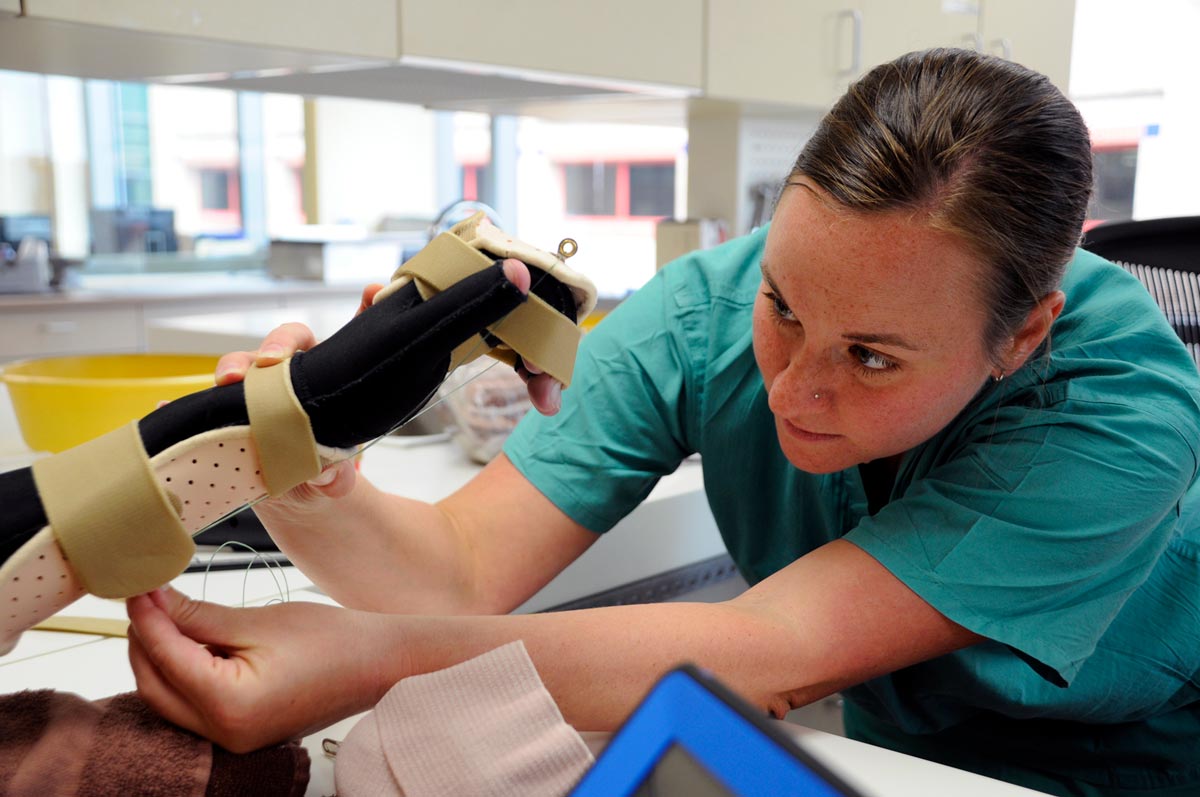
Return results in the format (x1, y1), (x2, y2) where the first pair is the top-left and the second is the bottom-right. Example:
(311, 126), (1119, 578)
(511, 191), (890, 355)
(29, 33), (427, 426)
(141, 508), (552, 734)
(1, 354), (220, 453)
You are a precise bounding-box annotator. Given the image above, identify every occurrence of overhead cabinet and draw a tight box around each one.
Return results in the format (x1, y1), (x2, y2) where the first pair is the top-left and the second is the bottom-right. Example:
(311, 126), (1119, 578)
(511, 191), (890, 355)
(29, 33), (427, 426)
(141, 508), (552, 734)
(0, 1), (704, 118)
(0, 2), (383, 84)
(0, 1), (1073, 117)
(705, 0), (1073, 110)
(22, 0), (398, 59)
(398, 0), (704, 91)
(977, 0), (1074, 92)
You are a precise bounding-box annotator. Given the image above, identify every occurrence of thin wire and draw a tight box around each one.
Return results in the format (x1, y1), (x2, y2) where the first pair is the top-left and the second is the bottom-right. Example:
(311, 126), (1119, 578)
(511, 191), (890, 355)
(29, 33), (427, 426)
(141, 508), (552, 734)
(200, 539), (291, 607)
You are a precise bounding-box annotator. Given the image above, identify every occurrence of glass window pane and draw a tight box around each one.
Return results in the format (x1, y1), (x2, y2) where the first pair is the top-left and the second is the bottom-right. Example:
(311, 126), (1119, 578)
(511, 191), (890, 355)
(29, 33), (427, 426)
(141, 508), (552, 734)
(262, 92), (306, 235)
(629, 163), (675, 217)
(1088, 147), (1137, 222)
(200, 169), (230, 210)
(565, 163), (616, 216)
(146, 83), (241, 242)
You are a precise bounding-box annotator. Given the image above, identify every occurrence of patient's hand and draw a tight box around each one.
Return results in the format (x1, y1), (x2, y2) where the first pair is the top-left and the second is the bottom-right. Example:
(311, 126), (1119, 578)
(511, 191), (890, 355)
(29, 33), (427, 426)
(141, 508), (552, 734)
(215, 259), (563, 414)
(211, 258), (564, 504)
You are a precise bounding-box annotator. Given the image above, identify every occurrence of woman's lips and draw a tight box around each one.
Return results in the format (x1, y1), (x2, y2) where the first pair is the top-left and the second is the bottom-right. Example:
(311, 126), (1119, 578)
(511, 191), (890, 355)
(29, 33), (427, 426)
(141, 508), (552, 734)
(782, 419), (841, 442)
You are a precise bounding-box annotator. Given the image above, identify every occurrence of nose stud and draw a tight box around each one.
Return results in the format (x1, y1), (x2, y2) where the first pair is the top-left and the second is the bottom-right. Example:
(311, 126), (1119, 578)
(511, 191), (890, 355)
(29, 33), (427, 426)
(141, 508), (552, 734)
(813, 393), (821, 400)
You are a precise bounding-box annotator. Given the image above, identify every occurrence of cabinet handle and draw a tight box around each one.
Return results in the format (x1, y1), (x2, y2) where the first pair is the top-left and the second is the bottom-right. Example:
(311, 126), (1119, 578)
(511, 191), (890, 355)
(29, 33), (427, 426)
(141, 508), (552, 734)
(990, 37), (1013, 60)
(836, 9), (863, 78)
(40, 320), (79, 335)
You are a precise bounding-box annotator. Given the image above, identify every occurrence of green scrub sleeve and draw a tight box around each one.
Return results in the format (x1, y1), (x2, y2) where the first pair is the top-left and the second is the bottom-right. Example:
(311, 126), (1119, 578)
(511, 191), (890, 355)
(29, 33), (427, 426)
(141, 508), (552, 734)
(504, 270), (697, 533)
(846, 396), (1198, 687)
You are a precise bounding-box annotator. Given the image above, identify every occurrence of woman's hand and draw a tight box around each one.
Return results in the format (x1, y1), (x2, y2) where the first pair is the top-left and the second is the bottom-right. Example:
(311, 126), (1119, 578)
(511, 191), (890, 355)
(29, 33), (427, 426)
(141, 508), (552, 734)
(126, 587), (399, 753)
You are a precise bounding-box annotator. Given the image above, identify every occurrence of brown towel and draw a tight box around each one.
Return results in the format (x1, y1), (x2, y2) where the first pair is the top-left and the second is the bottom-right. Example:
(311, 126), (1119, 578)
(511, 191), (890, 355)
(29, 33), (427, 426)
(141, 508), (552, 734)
(0, 690), (309, 797)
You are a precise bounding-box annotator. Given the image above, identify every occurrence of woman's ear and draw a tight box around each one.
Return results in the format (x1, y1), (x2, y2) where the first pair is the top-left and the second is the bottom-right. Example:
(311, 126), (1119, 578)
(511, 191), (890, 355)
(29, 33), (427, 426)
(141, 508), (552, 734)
(1002, 290), (1066, 374)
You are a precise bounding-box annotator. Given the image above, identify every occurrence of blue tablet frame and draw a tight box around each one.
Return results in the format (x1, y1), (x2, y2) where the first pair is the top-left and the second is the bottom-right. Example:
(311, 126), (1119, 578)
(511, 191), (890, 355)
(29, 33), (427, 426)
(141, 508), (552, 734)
(569, 664), (863, 796)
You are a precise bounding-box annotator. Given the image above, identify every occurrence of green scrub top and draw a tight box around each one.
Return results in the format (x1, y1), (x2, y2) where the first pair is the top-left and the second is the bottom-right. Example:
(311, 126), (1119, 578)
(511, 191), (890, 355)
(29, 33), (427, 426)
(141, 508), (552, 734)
(504, 227), (1200, 795)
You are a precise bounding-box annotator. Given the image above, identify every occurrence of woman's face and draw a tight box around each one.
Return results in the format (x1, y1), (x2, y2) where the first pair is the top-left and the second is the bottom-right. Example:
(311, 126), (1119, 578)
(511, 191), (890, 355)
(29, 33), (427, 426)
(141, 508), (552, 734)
(753, 181), (996, 473)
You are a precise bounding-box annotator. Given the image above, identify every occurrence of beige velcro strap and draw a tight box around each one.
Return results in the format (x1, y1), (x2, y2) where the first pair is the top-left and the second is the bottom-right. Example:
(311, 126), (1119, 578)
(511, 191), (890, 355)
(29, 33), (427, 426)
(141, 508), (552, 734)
(31, 422), (194, 599)
(34, 616), (129, 638)
(396, 231), (495, 302)
(244, 359), (322, 497)
(397, 233), (584, 386)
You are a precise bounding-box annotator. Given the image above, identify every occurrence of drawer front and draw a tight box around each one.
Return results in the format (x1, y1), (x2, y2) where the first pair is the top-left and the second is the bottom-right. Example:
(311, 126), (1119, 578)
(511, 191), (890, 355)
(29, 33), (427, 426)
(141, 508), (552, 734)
(0, 307), (141, 359)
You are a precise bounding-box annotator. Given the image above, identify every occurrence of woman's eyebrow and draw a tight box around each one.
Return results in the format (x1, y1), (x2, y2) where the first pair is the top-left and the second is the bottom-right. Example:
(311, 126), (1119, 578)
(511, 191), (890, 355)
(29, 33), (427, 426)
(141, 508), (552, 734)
(760, 262), (786, 302)
(762, 261), (924, 352)
(842, 331), (924, 352)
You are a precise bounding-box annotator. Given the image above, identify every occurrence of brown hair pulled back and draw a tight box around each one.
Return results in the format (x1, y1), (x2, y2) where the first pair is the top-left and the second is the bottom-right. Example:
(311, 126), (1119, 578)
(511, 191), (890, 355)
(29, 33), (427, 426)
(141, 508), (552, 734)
(790, 48), (1093, 363)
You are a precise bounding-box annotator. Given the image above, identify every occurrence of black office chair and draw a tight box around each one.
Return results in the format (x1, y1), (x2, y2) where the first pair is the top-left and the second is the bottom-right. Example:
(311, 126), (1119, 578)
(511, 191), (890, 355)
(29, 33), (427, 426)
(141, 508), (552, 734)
(1082, 216), (1200, 367)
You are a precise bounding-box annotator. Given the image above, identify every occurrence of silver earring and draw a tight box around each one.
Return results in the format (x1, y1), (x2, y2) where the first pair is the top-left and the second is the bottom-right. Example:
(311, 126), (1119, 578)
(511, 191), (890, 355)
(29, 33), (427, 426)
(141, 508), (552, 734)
(993, 372), (1005, 383)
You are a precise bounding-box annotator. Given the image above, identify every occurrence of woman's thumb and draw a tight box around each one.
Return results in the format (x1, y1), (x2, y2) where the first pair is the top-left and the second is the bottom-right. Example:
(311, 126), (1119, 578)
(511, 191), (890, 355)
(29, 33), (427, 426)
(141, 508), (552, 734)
(149, 586), (234, 646)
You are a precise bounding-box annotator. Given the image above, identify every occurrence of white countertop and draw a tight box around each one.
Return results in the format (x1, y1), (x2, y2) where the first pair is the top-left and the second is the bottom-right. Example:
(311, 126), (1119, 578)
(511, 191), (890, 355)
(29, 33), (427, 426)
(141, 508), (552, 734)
(0, 272), (361, 310)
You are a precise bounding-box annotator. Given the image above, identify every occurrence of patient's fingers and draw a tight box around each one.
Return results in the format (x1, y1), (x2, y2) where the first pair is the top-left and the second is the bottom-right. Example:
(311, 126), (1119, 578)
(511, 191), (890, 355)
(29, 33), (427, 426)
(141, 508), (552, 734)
(254, 322), (318, 366)
(214, 352), (256, 386)
(357, 283), (384, 315)
(500, 258), (531, 295)
(212, 323), (319, 386)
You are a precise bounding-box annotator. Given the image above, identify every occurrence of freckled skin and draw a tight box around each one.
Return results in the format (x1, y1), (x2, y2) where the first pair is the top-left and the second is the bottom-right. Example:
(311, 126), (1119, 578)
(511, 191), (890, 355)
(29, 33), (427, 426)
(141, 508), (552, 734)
(752, 181), (1000, 474)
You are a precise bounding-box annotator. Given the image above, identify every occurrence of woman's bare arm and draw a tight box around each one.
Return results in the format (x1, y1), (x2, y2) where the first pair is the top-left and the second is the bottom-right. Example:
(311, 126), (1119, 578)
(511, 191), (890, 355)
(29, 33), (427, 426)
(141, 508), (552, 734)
(255, 453), (597, 615)
(126, 537), (981, 752)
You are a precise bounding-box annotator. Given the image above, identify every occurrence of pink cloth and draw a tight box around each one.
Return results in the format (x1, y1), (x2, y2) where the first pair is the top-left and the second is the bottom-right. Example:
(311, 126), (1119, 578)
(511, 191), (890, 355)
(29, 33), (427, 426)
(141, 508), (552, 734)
(335, 641), (595, 797)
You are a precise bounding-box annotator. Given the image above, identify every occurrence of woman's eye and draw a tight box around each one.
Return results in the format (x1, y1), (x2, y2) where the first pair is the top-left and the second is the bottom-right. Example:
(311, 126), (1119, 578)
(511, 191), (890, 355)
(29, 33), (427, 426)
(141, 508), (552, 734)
(851, 345), (895, 372)
(767, 292), (795, 321)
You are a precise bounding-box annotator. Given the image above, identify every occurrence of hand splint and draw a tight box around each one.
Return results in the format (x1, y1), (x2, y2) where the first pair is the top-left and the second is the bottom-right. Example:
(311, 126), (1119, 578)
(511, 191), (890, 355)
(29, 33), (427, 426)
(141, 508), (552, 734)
(0, 215), (596, 654)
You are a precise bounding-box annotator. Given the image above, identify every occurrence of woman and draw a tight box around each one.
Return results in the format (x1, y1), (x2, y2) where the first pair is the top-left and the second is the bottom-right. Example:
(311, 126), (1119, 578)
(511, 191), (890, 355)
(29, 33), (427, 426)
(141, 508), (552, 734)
(127, 49), (1200, 795)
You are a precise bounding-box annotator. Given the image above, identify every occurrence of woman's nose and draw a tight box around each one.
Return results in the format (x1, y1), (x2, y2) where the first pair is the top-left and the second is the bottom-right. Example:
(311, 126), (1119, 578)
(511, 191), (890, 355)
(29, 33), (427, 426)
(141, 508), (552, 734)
(769, 348), (832, 414)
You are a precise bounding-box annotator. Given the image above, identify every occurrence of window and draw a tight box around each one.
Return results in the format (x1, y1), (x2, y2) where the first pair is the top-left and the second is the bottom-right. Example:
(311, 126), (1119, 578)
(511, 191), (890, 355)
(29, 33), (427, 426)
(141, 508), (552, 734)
(562, 161), (674, 219)
(200, 169), (232, 211)
(565, 163), (617, 216)
(629, 163), (675, 217)
(461, 163), (494, 204)
(1088, 145), (1137, 223)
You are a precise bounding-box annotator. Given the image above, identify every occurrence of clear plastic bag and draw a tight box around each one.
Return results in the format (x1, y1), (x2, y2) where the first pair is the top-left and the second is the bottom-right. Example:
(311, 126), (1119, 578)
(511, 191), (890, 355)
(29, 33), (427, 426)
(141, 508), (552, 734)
(438, 359), (532, 463)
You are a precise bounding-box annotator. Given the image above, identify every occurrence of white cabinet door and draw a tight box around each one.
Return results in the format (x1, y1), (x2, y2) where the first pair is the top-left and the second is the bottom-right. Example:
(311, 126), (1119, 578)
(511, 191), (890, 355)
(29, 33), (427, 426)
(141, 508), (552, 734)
(706, 0), (845, 108)
(26, 0), (398, 59)
(400, 0), (704, 90)
(706, 0), (980, 109)
(859, 0), (981, 66)
(980, 0), (1075, 90)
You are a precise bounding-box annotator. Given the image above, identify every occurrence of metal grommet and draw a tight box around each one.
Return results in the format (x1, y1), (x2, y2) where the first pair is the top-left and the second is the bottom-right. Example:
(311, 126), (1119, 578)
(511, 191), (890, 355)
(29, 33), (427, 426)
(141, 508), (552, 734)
(558, 238), (578, 260)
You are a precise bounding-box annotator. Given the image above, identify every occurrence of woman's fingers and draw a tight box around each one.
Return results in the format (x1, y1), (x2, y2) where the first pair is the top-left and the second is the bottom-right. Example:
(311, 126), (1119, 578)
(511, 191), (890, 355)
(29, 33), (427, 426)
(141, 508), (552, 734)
(127, 619), (212, 738)
(127, 590), (378, 753)
(128, 590), (233, 681)
(126, 591), (231, 737)
(517, 359), (562, 415)
(528, 372), (563, 415)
